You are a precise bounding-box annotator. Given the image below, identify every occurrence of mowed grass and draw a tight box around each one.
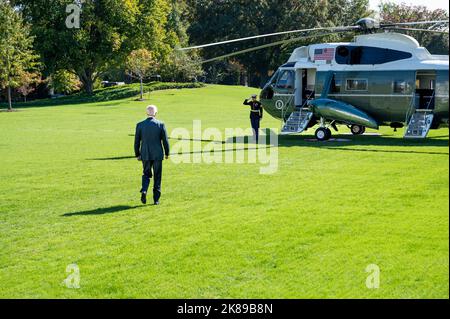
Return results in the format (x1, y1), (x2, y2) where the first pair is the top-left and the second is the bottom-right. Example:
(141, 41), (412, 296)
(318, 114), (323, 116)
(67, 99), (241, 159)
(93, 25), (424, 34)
(0, 85), (448, 298)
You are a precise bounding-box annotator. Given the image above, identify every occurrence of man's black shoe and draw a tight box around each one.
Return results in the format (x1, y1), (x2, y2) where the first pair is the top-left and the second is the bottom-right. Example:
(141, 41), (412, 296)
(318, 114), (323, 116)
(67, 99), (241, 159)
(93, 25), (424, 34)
(141, 192), (147, 204)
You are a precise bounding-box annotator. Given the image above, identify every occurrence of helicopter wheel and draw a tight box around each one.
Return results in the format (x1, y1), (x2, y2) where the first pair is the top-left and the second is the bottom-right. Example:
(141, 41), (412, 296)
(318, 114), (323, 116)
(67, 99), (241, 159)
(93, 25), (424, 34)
(350, 125), (365, 135)
(315, 127), (331, 141)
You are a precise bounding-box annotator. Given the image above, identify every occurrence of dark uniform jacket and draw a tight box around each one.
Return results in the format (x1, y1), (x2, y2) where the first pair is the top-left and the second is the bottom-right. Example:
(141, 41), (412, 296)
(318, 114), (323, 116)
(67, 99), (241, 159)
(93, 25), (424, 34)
(243, 99), (263, 118)
(134, 117), (170, 161)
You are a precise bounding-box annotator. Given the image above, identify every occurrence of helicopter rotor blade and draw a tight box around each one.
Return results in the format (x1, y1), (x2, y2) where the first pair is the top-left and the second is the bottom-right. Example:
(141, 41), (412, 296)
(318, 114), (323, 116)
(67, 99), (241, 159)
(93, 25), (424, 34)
(198, 31), (350, 64)
(179, 26), (359, 51)
(381, 20), (449, 27)
(388, 27), (449, 34)
(181, 20), (448, 51)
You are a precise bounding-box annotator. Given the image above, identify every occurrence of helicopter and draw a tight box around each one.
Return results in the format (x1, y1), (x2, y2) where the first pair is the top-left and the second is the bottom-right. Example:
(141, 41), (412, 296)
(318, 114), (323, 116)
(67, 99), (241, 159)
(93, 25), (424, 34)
(180, 18), (449, 141)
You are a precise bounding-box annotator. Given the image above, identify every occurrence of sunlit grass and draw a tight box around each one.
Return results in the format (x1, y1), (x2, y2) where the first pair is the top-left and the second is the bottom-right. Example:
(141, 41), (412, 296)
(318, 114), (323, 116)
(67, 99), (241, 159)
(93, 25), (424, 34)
(0, 85), (448, 298)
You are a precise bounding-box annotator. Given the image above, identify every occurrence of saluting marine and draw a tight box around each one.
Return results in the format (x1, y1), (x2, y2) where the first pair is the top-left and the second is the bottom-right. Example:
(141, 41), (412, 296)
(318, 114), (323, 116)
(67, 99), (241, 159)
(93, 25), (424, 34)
(243, 94), (263, 143)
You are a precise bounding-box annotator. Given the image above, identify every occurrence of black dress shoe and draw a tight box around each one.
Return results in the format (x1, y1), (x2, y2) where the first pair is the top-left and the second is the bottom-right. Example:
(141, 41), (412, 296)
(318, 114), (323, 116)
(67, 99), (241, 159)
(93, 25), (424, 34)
(141, 192), (147, 204)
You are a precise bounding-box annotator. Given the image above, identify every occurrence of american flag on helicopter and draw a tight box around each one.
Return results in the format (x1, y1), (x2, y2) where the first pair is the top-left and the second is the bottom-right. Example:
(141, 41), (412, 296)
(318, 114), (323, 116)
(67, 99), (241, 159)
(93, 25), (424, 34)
(314, 48), (335, 62)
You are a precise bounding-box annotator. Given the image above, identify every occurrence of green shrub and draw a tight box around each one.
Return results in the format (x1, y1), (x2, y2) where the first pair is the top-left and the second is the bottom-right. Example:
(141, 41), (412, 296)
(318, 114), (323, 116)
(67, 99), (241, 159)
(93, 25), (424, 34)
(2, 82), (205, 108)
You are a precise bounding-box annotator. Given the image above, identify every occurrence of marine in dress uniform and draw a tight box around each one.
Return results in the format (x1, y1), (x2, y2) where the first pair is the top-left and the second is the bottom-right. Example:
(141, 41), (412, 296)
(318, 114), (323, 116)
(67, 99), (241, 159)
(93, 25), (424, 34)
(243, 94), (263, 142)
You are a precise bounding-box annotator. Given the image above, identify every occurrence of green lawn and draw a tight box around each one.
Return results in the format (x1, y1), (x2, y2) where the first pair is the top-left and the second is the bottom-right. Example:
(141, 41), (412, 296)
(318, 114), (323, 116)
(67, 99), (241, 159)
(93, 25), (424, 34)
(0, 84), (448, 298)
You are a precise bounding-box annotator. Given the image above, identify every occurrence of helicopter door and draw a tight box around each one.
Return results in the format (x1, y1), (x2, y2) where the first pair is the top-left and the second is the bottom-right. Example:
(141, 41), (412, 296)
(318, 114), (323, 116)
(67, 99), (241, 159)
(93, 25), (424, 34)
(415, 71), (436, 109)
(294, 69), (315, 107)
(294, 69), (303, 106)
(305, 69), (316, 100)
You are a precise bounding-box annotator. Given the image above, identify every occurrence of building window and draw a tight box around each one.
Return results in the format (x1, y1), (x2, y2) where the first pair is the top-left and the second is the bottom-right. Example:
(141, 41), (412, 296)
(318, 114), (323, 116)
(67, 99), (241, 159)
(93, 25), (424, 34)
(393, 80), (408, 93)
(346, 79), (368, 91)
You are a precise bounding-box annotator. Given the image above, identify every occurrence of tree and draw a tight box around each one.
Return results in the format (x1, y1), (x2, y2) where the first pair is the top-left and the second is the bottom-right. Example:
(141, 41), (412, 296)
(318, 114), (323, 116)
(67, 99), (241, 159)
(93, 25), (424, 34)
(157, 0), (203, 82)
(378, 2), (449, 55)
(14, 0), (181, 94)
(126, 49), (158, 100)
(17, 71), (41, 102)
(185, 0), (370, 87)
(47, 70), (81, 95)
(0, 0), (39, 109)
(160, 50), (203, 82)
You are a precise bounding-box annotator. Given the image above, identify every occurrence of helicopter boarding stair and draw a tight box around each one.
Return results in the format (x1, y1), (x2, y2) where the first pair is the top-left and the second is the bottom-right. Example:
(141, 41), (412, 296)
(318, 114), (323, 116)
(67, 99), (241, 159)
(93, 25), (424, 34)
(280, 95), (314, 135)
(404, 91), (435, 138)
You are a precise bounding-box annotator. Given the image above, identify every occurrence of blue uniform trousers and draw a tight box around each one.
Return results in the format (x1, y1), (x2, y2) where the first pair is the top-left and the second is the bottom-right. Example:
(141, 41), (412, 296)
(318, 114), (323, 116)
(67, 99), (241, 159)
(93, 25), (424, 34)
(250, 114), (261, 142)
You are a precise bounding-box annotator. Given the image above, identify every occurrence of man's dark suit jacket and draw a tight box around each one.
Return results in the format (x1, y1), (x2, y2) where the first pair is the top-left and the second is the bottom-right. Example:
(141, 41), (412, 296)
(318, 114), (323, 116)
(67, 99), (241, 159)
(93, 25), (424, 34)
(134, 117), (170, 161)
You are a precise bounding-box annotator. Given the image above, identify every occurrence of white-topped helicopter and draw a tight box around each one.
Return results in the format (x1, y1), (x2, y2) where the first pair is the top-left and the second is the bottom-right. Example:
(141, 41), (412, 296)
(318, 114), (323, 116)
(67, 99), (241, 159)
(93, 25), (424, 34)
(180, 18), (449, 140)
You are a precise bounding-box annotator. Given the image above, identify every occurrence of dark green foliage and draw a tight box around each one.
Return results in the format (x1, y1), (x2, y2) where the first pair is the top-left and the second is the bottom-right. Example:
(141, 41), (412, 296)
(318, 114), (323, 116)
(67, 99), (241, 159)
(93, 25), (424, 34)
(379, 2), (449, 55)
(12, 0), (181, 94)
(184, 0), (370, 87)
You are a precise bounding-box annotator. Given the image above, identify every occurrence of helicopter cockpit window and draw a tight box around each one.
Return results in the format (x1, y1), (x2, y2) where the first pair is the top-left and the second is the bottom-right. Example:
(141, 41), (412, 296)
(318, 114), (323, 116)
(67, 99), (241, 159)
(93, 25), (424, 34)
(335, 46), (412, 65)
(276, 70), (295, 90)
(268, 70), (280, 87)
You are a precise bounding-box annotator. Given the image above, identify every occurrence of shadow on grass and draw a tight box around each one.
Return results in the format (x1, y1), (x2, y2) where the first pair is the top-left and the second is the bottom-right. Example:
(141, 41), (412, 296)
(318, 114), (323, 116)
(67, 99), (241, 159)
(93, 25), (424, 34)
(88, 145), (273, 161)
(166, 130), (448, 150)
(318, 147), (448, 156)
(63, 205), (142, 217)
(169, 136), (226, 144)
(89, 132), (448, 161)
(88, 156), (136, 161)
(276, 133), (449, 156)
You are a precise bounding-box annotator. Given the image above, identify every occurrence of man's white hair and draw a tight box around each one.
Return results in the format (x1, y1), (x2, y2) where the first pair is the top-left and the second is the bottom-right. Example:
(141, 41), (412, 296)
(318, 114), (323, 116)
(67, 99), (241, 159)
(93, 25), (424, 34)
(146, 105), (158, 117)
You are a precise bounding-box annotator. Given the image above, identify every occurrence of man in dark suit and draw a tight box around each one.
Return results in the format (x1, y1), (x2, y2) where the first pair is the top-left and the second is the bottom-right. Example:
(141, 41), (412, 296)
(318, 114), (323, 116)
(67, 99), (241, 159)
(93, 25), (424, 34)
(134, 105), (170, 205)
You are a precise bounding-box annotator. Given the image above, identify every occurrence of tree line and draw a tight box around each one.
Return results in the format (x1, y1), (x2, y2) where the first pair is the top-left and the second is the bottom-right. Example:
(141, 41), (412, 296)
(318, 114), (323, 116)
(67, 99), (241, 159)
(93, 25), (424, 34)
(0, 0), (448, 109)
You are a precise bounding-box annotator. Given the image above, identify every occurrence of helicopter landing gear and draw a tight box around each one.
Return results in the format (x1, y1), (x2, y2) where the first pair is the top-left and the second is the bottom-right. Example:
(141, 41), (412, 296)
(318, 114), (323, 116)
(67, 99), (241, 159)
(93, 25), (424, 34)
(315, 117), (332, 141)
(350, 124), (366, 135)
(315, 127), (332, 141)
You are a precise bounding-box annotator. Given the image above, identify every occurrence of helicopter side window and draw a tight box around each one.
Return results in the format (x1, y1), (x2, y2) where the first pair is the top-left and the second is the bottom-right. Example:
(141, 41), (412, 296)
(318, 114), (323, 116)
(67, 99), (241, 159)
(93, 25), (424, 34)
(350, 47), (363, 64)
(276, 70), (295, 90)
(393, 80), (409, 94)
(336, 46), (349, 58)
(336, 46), (412, 65)
(346, 79), (368, 91)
